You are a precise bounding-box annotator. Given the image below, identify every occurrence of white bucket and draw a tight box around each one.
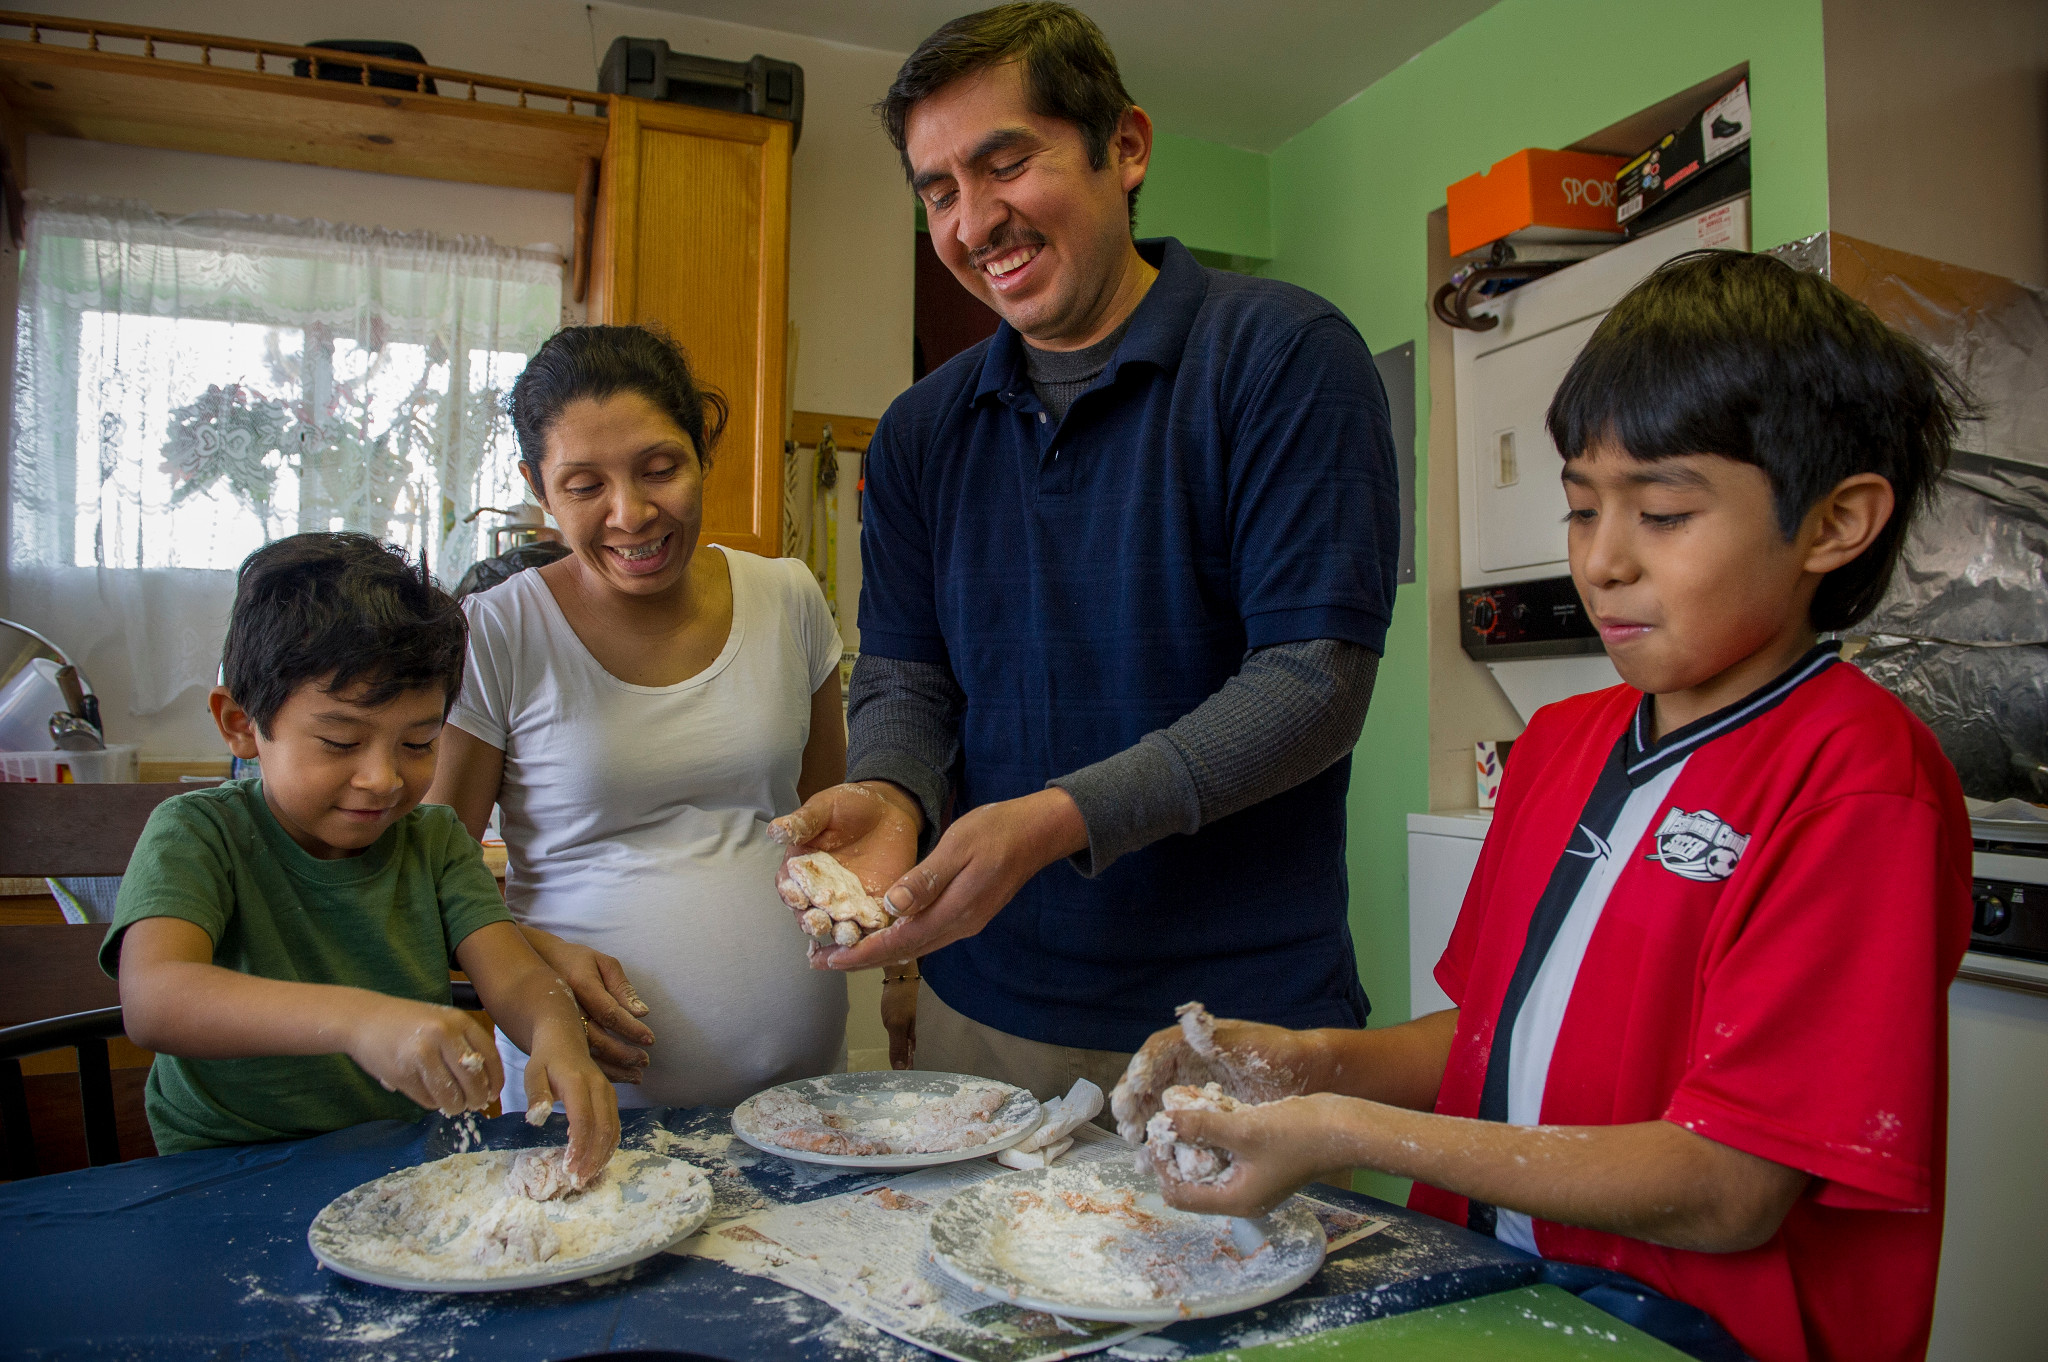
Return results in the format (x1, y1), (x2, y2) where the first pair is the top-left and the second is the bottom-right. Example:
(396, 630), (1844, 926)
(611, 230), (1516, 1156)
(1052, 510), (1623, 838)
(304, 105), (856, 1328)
(0, 743), (141, 783)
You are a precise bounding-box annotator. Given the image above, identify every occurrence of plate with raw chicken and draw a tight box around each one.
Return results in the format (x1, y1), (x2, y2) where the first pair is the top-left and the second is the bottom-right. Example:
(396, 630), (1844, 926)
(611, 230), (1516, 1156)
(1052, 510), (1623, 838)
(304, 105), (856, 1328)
(925, 1160), (1325, 1323)
(731, 1071), (1044, 1169)
(307, 1147), (711, 1292)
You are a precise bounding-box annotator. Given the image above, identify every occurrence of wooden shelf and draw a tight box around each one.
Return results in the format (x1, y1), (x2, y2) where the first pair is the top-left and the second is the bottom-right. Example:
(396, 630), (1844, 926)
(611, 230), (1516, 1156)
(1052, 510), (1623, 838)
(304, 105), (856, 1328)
(0, 13), (607, 194)
(790, 410), (879, 454)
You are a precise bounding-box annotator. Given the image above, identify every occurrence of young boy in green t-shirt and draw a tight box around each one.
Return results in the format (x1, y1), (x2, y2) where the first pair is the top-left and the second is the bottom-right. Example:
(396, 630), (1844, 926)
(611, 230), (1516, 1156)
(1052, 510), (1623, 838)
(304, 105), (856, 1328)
(103, 533), (618, 1180)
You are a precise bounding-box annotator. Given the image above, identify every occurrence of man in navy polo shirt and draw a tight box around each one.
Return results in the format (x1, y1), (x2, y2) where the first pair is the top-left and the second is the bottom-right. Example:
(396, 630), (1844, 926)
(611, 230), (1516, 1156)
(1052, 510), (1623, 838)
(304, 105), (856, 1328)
(771, 2), (1399, 1097)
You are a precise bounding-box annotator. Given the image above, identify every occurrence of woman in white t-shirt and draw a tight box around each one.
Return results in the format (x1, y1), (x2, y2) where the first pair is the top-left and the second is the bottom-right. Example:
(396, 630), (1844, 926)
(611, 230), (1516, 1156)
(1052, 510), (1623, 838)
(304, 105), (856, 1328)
(427, 326), (847, 1109)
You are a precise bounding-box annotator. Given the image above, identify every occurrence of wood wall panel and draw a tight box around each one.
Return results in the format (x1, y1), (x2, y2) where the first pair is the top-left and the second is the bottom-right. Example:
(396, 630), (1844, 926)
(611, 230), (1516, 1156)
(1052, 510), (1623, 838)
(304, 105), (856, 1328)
(596, 98), (790, 558)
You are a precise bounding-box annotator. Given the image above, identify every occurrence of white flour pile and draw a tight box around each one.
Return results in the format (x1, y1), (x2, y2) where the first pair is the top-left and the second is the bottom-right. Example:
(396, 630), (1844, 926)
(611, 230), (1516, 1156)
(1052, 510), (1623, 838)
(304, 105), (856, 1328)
(310, 1149), (710, 1282)
(745, 1082), (1020, 1157)
(987, 1172), (1273, 1306)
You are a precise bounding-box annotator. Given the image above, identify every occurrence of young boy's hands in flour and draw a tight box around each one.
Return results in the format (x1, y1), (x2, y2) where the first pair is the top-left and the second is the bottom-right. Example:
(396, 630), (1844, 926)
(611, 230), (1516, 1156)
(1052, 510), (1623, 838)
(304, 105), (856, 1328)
(348, 996), (502, 1117)
(1110, 1003), (1334, 1144)
(1151, 1093), (1360, 1218)
(454, 921), (621, 1186)
(522, 1023), (621, 1185)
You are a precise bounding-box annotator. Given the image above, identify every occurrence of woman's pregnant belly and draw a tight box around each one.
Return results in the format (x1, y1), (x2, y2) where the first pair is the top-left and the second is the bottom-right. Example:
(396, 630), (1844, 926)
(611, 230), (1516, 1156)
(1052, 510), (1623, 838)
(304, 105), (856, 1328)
(498, 814), (846, 1109)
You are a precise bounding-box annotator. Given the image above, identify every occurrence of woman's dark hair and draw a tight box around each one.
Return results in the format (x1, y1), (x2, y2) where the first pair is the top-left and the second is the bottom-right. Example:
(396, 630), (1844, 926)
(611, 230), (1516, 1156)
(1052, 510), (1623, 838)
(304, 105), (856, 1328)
(224, 532), (467, 736)
(1547, 250), (1972, 632)
(878, 2), (1142, 224)
(509, 325), (729, 482)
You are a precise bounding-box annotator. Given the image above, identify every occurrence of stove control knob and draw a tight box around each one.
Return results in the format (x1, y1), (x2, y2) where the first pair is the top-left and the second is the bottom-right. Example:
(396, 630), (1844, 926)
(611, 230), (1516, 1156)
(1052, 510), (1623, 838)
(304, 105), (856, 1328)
(1973, 888), (2010, 936)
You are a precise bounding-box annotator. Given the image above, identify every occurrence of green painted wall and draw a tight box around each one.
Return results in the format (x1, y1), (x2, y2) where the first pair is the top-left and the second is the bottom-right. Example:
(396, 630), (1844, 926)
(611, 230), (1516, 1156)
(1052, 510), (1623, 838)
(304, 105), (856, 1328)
(1135, 130), (1272, 260)
(1254, 0), (1830, 1202)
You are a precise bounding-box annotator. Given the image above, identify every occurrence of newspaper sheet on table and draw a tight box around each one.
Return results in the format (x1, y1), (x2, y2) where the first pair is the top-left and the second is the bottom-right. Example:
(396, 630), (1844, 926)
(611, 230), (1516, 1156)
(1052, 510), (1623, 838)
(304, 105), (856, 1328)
(682, 1123), (1389, 1362)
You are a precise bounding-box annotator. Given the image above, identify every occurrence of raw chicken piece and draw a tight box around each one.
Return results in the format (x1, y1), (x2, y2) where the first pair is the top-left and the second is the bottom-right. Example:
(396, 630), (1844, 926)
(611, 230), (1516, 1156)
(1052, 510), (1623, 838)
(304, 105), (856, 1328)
(778, 850), (900, 949)
(468, 1194), (561, 1266)
(749, 1086), (887, 1156)
(904, 1083), (1009, 1151)
(505, 1147), (582, 1202)
(1143, 1082), (1249, 1184)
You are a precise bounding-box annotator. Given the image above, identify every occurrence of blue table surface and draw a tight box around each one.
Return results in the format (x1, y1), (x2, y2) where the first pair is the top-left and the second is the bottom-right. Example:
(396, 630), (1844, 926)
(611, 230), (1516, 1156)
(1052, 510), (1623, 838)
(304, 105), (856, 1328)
(0, 1107), (1543, 1361)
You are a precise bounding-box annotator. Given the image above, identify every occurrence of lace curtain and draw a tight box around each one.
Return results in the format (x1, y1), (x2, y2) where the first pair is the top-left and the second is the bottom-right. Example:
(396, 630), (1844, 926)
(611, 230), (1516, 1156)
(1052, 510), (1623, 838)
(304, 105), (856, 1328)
(6, 194), (562, 715)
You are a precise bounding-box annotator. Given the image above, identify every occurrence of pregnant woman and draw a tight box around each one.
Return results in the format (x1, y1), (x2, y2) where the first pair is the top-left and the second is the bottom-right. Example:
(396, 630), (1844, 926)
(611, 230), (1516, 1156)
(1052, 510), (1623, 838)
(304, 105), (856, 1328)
(429, 326), (847, 1108)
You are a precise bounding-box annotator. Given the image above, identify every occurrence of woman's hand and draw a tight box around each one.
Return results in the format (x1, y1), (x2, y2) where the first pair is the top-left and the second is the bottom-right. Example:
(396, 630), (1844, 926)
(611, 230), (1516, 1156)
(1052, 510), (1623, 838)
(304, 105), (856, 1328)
(1153, 1093), (1360, 1218)
(1111, 1014), (1333, 1144)
(524, 1020), (622, 1185)
(518, 927), (655, 1083)
(347, 996), (503, 1116)
(882, 971), (918, 1069)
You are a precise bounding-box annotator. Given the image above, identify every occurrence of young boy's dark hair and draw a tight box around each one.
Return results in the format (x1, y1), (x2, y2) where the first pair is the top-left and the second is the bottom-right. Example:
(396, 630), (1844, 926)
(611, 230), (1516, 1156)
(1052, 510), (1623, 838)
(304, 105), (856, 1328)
(1547, 250), (1970, 631)
(223, 533), (467, 736)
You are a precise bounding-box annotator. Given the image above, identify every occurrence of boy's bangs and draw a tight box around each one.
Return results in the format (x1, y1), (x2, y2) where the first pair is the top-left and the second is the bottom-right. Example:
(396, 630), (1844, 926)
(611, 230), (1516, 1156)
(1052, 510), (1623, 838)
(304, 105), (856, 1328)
(1546, 316), (1791, 526)
(1542, 250), (1966, 631)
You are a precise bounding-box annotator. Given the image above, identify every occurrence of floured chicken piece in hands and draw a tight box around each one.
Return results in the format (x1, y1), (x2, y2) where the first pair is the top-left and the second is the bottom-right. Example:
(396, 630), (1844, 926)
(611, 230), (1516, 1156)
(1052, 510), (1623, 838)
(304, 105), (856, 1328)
(778, 850), (903, 950)
(1143, 1082), (1250, 1183)
(505, 1147), (585, 1202)
(1111, 1000), (1304, 1146)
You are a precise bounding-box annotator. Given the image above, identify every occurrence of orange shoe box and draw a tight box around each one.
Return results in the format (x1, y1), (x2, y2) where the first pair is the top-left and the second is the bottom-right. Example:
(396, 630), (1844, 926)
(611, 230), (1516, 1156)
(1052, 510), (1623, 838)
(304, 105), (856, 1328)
(1447, 148), (1628, 258)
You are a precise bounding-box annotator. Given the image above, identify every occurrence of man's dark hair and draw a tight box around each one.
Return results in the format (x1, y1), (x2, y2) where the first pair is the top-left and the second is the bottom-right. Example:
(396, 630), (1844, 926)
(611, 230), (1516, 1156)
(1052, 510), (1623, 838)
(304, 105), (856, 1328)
(1547, 250), (1971, 632)
(509, 325), (729, 483)
(878, 3), (1142, 224)
(224, 533), (467, 736)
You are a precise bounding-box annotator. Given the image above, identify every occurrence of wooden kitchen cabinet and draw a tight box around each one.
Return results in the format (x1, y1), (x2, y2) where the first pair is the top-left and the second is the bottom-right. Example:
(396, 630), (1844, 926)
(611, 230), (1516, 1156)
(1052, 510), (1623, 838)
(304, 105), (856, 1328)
(590, 97), (792, 560)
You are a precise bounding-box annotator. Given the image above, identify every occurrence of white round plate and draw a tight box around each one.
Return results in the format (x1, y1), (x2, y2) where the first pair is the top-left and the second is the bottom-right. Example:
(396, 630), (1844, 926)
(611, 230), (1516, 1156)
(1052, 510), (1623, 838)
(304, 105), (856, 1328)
(731, 1070), (1042, 1170)
(926, 1161), (1326, 1324)
(308, 1149), (711, 1293)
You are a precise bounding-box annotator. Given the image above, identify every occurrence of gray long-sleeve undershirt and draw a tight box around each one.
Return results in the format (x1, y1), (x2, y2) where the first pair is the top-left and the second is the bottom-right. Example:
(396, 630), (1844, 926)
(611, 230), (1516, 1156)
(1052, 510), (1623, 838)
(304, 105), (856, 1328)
(845, 639), (1380, 875)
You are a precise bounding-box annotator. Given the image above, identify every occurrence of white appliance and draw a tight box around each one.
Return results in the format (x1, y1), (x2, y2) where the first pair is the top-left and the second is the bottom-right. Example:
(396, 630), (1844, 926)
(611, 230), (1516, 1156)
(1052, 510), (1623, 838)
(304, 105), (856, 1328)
(1406, 809), (2048, 1360)
(1451, 197), (1750, 722)
(1406, 810), (1492, 1019)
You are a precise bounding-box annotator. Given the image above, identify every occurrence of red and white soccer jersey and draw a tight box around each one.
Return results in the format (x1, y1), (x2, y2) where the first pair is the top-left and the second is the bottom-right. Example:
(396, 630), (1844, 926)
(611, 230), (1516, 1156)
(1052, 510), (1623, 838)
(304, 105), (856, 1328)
(1412, 646), (1972, 1362)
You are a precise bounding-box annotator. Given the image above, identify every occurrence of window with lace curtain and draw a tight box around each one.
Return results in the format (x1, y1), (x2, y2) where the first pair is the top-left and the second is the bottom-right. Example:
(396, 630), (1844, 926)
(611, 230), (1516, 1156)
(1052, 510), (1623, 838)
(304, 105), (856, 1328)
(5, 194), (563, 715)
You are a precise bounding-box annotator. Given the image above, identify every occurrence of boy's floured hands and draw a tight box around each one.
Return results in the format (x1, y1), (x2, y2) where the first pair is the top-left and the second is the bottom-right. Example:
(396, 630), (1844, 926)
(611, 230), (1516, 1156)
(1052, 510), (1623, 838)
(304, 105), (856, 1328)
(349, 997), (502, 1117)
(524, 1026), (620, 1187)
(1154, 1093), (1358, 1219)
(1111, 1012), (1328, 1145)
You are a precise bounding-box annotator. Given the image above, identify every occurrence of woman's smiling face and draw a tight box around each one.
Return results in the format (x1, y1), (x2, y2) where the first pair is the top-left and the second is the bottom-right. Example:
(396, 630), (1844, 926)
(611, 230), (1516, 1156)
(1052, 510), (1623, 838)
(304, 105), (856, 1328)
(525, 391), (704, 598)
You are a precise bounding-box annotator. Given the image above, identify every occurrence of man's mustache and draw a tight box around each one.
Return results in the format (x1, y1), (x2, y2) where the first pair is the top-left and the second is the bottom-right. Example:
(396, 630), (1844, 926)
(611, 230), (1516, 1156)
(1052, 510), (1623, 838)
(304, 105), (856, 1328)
(968, 230), (1048, 271)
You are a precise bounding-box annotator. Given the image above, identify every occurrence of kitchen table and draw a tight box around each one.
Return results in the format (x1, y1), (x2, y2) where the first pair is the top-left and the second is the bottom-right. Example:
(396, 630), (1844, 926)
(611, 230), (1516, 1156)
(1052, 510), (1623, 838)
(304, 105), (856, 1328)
(0, 1106), (1686, 1360)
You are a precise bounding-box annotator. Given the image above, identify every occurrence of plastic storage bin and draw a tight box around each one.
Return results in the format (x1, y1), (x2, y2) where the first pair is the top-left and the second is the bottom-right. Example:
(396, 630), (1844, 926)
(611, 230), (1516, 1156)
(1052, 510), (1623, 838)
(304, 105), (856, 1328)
(0, 743), (141, 783)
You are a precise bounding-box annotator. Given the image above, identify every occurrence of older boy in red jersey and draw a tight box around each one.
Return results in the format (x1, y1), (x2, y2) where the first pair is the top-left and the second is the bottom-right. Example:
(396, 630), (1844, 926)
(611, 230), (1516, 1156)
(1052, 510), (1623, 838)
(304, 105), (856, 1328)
(1111, 252), (1974, 1362)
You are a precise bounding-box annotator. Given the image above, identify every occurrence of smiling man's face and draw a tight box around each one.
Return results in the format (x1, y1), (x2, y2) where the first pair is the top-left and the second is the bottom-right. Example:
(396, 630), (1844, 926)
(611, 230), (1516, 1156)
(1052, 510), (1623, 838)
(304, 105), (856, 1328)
(905, 60), (1150, 349)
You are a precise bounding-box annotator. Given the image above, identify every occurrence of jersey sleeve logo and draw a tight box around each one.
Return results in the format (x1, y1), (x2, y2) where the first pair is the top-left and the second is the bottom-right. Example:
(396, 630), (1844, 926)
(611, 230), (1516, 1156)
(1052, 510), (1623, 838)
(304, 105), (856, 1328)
(1647, 807), (1750, 882)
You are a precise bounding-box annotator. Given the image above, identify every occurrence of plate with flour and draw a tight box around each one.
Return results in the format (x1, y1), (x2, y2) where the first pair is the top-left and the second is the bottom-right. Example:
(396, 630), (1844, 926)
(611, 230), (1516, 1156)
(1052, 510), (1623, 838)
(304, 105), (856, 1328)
(730, 1071), (1042, 1169)
(308, 1147), (711, 1292)
(925, 1160), (1325, 1323)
